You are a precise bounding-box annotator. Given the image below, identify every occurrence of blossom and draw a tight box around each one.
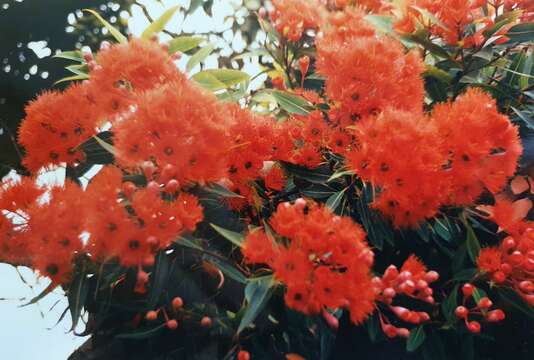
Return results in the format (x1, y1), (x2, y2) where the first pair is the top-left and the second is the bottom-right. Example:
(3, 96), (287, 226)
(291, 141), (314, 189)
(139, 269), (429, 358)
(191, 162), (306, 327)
(432, 88), (522, 205)
(18, 83), (100, 171)
(270, 0), (326, 42)
(242, 199), (376, 323)
(114, 80), (232, 185)
(87, 38), (185, 117)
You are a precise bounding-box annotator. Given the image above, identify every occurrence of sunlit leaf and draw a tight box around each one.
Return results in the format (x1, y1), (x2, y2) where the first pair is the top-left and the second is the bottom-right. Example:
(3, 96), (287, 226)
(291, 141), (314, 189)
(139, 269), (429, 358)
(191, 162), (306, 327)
(186, 43), (214, 72)
(141, 5), (180, 40)
(168, 36), (204, 54)
(210, 223), (244, 247)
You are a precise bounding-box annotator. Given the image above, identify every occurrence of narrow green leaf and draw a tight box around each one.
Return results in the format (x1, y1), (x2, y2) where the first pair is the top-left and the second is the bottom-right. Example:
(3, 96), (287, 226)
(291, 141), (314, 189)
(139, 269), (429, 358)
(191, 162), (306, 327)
(505, 22), (534, 44)
(280, 162), (331, 184)
(238, 276), (273, 333)
(204, 256), (247, 284)
(411, 6), (449, 31)
(186, 43), (214, 72)
(68, 272), (89, 331)
(465, 222), (481, 264)
(210, 223), (244, 247)
(53, 51), (84, 62)
(327, 170), (354, 183)
(407, 326), (426, 352)
(453, 268), (477, 281)
(53, 74), (89, 85)
(20, 283), (57, 307)
(83, 9), (127, 43)
(365, 313), (380, 342)
(325, 188), (347, 212)
(442, 285), (459, 323)
(148, 252), (171, 308)
(193, 69), (250, 91)
(116, 324), (166, 339)
(168, 36), (204, 54)
(93, 135), (116, 155)
(141, 5), (180, 40)
(271, 90), (313, 115)
(65, 64), (89, 76)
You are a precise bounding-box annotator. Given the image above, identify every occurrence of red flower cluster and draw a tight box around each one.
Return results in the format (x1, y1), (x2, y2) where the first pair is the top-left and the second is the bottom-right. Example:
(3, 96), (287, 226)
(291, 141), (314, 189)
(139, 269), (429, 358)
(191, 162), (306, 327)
(455, 284), (506, 334)
(0, 166), (204, 283)
(346, 109), (447, 227)
(373, 255), (438, 338)
(18, 83), (100, 171)
(114, 80), (231, 185)
(242, 199), (376, 324)
(269, 0), (325, 42)
(432, 88), (523, 205)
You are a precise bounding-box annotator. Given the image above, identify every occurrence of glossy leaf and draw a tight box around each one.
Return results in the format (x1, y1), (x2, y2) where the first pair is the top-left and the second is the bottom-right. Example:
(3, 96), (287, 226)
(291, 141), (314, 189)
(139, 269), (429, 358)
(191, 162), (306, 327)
(20, 283), (57, 307)
(325, 188), (347, 212)
(238, 276), (273, 333)
(271, 90), (313, 115)
(407, 326), (426, 352)
(116, 324), (166, 339)
(141, 5), (180, 40)
(204, 183), (244, 198)
(168, 36), (204, 54)
(53, 50), (84, 62)
(193, 69), (250, 91)
(68, 271), (89, 331)
(498, 287), (534, 320)
(148, 252), (172, 308)
(210, 223), (244, 247)
(186, 43), (215, 72)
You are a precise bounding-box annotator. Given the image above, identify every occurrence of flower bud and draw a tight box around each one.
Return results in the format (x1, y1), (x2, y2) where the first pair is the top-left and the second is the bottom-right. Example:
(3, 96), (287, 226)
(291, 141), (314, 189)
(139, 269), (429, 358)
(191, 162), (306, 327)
(398, 271), (412, 282)
(509, 251), (524, 265)
(383, 265), (399, 281)
(486, 309), (505, 322)
(383, 287), (396, 298)
(462, 283), (474, 297)
(145, 310), (158, 321)
(165, 179), (180, 193)
(455, 306), (468, 319)
(397, 328), (410, 338)
(502, 237), (516, 251)
(137, 270), (149, 283)
(424, 271), (439, 283)
(122, 181), (136, 198)
(519, 281), (534, 293)
(238, 350), (251, 360)
(383, 324), (398, 338)
(467, 321), (481, 334)
(142, 161), (156, 179)
(416, 279), (428, 290)
(200, 316), (213, 328)
(492, 271), (506, 283)
(146, 181), (161, 193)
(172, 297), (184, 312)
(166, 319), (178, 330)
(477, 297), (492, 309)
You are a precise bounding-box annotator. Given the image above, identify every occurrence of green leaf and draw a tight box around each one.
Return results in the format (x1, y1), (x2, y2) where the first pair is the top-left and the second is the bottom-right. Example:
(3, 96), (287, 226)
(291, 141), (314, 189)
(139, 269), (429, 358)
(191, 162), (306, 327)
(404, 32), (450, 59)
(325, 188), (347, 212)
(238, 276), (273, 333)
(271, 90), (313, 115)
(498, 287), (534, 320)
(168, 36), (204, 54)
(148, 251), (171, 308)
(93, 135), (116, 155)
(210, 223), (244, 247)
(410, 6), (449, 31)
(141, 5), (180, 40)
(116, 324), (166, 339)
(204, 256), (247, 284)
(65, 64), (89, 76)
(280, 162), (331, 184)
(441, 284), (459, 323)
(511, 106), (534, 130)
(407, 326), (426, 352)
(68, 271), (89, 331)
(505, 22), (534, 44)
(465, 221), (481, 264)
(453, 268), (477, 281)
(53, 74), (89, 85)
(53, 51), (84, 62)
(20, 283), (57, 307)
(204, 183), (244, 198)
(186, 43), (214, 72)
(83, 9), (127, 44)
(327, 170), (354, 183)
(365, 313), (380, 342)
(193, 69), (250, 91)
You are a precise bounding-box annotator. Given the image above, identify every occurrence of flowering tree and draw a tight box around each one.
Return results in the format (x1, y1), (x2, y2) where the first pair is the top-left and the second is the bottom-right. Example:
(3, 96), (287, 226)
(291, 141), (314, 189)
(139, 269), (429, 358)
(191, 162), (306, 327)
(1, 1), (534, 359)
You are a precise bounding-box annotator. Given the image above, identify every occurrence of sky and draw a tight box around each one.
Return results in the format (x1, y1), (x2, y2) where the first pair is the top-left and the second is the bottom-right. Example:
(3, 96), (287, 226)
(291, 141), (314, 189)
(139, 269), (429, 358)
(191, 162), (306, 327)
(0, 1), (263, 358)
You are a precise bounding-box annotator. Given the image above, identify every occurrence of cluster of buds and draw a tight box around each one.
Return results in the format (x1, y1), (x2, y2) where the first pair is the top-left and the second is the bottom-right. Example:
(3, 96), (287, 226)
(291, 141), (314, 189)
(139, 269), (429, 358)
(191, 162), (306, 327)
(142, 161), (182, 195)
(455, 283), (506, 334)
(373, 256), (439, 339)
(373, 263), (439, 305)
(144, 296), (214, 331)
(145, 296), (184, 330)
(479, 228), (534, 306)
